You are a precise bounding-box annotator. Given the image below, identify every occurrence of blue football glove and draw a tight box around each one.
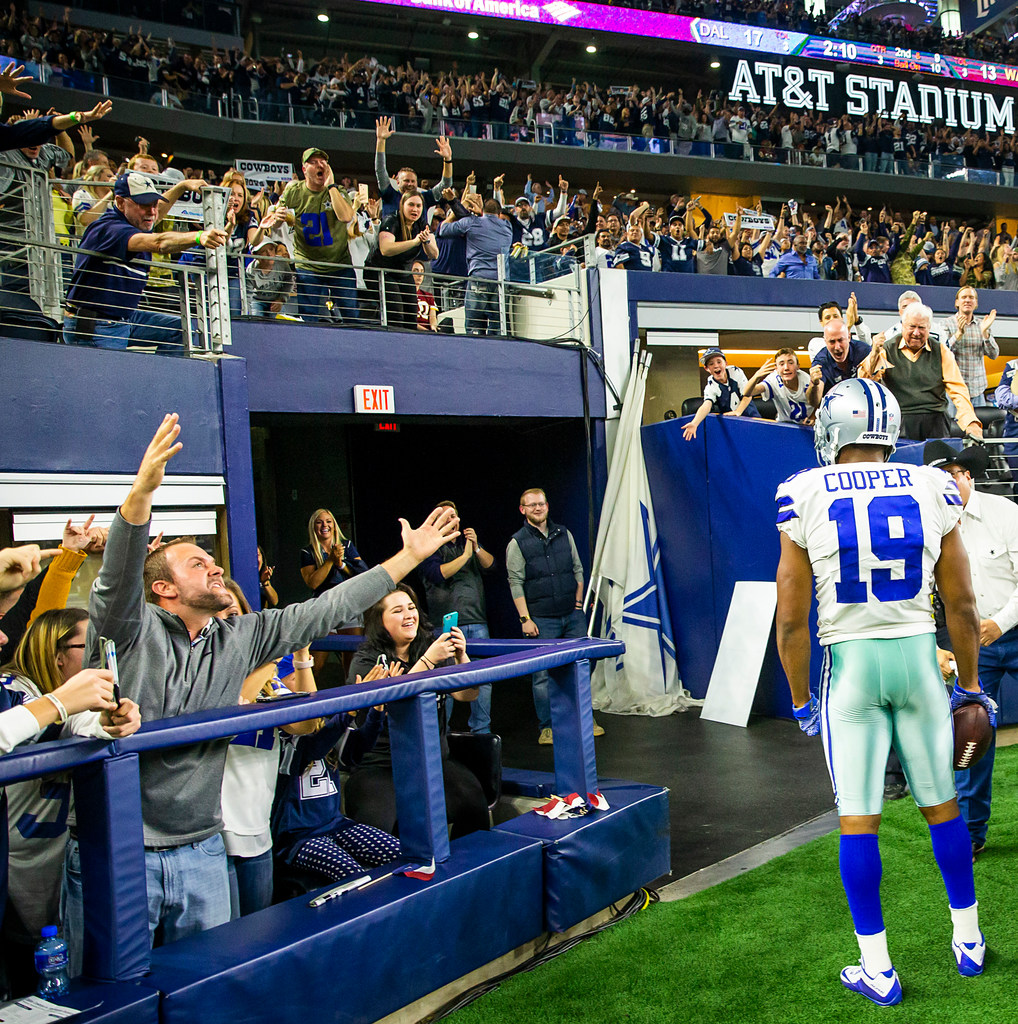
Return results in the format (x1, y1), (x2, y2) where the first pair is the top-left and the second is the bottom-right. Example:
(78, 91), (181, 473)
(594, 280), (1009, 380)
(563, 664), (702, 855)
(792, 695), (821, 737)
(951, 682), (998, 729)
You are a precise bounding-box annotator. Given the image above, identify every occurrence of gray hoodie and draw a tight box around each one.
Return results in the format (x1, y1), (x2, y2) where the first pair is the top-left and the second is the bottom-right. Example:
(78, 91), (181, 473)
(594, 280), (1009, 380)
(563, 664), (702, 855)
(88, 513), (394, 846)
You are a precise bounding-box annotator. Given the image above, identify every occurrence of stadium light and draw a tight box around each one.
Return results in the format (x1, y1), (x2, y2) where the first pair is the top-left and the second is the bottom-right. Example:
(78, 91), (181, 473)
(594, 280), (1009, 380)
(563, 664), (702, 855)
(317, 12), (329, 21)
(468, 30), (479, 38)
(586, 42), (597, 53)
(710, 60), (721, 68)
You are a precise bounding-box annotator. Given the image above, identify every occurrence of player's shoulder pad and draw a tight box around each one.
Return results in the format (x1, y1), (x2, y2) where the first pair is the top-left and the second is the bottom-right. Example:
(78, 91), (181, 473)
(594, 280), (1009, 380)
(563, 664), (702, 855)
(776, 466), (813, 494)
(914, 463), (963, 505)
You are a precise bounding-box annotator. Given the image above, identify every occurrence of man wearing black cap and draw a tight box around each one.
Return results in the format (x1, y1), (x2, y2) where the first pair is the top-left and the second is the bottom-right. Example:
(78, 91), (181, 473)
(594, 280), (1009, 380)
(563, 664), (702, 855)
(63, 171), (228, 347)
(681, 347), (758, 441)
(925, 439), (1018, 859)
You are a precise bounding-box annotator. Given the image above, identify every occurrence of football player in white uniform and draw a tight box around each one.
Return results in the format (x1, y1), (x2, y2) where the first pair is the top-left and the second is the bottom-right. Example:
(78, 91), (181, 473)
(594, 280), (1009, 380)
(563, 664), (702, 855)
(774, 378), (996, 1006)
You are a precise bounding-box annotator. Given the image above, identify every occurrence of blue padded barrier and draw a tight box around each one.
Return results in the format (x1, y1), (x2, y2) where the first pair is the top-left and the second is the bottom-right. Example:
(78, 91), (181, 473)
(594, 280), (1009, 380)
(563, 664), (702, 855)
(73, 755), (150, 981)
(141, 829), (544, 1024)
(547, 659), (598, 800)
(644, 414), (820, 713)
(0, 636), (625, 993)
(498, 778), (670, 933)
(50, 981), (159, 1024)
(387, 693), (452, 864)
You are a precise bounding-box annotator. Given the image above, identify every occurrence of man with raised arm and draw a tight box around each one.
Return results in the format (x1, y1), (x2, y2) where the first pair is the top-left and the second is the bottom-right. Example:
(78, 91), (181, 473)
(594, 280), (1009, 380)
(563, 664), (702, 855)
(374, 116), (453, 218)
(64, 414), (459, 953)
(63, 171), (228, 348)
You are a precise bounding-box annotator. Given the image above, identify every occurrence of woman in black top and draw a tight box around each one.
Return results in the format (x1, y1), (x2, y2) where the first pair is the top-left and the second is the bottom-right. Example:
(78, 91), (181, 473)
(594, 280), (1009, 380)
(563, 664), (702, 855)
(371, 191), (439, 331)
(300, 507), (370, 673)
(300, 507), (369, 599)
(344, 584), (489, 840)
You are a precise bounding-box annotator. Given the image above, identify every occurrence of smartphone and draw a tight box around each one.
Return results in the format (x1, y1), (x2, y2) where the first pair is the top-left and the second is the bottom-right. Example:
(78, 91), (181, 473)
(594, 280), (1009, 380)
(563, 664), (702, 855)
(467, 185), (477, 195)
(442, 612), (459, 634)
(256, 689), (312, 703)
(100, 637), (121, 703)
(375, 653), (388, 670)
(358, 182), (369, 203)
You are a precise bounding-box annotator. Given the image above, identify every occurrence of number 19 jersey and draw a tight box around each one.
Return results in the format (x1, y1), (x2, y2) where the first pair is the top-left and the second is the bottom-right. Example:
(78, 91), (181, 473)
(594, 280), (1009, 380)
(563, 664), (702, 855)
(776, 462), (962, 645)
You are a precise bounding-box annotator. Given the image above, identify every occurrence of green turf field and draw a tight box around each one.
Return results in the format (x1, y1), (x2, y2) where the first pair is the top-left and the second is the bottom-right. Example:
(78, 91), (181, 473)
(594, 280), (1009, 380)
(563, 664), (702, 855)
(450, 746), (1018, 1023)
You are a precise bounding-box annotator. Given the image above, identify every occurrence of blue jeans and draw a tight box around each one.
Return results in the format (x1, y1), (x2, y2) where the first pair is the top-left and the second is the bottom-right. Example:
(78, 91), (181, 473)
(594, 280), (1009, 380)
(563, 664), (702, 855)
(955, 627), (1018, 845)
(464, 278), (499, 336)
(144, 833), (231, 944)
(530, 609), (586, 729)
(296, 267), (359, 322)
(878, 153), (893, 174)
(62, 308), (183, 349)
(60, 839), (85, 976)
(62, 833), (229, 967)
(227, 850), (274, 919)
(461, 623), (491, 734)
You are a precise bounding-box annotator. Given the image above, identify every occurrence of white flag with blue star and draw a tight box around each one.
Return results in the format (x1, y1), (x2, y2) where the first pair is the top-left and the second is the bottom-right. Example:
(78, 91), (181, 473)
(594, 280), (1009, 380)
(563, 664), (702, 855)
(590, 352), (694, 716)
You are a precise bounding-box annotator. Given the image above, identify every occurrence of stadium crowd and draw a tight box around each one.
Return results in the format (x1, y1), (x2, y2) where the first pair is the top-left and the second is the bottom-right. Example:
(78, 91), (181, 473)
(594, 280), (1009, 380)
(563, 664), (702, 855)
(2, 77), (1016, 343)
(1, 1), (1018, 186)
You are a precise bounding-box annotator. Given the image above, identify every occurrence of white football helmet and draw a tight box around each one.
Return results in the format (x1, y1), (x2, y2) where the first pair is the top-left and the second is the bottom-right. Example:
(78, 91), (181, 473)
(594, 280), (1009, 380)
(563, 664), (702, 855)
(814, 378), (901, 466)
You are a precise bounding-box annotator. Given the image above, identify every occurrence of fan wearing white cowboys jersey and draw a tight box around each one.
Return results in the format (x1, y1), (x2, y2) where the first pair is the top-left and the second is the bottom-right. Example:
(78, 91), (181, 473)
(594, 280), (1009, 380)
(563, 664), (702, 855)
(735, 348), (812, 424)
(774, 377), (993, 1007)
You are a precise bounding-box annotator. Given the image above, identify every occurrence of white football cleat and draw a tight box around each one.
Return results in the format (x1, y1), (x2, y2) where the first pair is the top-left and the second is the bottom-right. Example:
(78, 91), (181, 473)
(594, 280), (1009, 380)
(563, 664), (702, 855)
(953, 933), (986, 977)
(840, 963), (903, 1006)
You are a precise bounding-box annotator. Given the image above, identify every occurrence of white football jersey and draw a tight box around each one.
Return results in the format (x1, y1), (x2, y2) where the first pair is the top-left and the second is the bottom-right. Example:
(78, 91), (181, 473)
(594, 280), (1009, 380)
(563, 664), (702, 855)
(759, 369), (812, 424)
(776, 462), (962, 645)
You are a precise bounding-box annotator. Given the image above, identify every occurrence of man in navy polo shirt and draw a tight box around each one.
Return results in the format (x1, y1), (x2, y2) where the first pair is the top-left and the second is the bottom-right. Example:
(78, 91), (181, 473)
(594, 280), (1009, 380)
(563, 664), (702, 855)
(806, 317), (872, 408)
(63, 171), (228, 349)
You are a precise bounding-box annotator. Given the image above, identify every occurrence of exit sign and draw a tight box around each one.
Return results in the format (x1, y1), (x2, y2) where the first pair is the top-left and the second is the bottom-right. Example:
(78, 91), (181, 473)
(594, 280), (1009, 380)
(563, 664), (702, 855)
(353, 385), (395, 414)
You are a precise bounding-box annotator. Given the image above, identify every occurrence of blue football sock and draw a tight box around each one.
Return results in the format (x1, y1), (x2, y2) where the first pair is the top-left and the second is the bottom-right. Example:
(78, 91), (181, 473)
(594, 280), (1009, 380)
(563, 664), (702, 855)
(929, 815), (977, 910)
(840, 834), (885, 935)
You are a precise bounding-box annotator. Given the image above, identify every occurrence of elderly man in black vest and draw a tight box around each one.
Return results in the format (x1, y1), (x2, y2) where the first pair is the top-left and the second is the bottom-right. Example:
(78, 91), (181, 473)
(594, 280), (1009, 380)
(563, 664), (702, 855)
(862, 301), (984, 442)
(506, 488), (604, 745)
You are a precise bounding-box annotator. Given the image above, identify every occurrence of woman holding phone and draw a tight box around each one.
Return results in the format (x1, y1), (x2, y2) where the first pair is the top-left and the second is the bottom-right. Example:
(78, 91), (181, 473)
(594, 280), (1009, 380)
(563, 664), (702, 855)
(344, 584), (489, 840)
(1, 609), (139, 989)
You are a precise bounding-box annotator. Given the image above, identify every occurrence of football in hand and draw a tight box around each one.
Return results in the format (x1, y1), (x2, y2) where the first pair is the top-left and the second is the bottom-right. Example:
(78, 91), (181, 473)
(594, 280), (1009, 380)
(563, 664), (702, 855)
(953, 703), (993, 771)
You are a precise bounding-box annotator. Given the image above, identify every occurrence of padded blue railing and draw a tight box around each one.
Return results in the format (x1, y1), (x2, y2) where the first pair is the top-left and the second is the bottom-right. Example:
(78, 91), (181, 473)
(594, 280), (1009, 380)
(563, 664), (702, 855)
(0, 636), (622, 983)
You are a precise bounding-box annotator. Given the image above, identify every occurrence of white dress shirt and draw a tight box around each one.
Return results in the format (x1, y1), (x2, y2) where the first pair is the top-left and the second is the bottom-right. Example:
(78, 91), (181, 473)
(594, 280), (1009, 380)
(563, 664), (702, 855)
(959, 487), (1018, 634)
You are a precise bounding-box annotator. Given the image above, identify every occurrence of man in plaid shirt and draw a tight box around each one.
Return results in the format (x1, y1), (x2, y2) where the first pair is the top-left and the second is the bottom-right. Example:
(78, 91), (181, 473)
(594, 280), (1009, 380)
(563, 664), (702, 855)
(943, 286), (999, 407)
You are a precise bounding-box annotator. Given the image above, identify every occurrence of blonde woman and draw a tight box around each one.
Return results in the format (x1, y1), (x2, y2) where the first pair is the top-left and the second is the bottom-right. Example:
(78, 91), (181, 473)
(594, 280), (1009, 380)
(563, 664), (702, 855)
(300, 508), (369, 598)
(71, 163), (115, 232)
(300, 508), (370, 674)
(1, 609), (140, 985)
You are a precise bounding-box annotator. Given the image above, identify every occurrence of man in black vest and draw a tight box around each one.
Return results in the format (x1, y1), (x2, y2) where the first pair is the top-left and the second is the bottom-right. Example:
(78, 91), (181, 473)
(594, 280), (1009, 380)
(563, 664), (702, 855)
(506, 488), (604, 745)
(863, 301), (983, 442)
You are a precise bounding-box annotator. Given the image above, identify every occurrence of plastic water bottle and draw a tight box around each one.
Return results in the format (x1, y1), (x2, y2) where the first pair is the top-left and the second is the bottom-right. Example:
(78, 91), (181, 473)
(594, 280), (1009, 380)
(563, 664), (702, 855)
(34, 926), (69, 998)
